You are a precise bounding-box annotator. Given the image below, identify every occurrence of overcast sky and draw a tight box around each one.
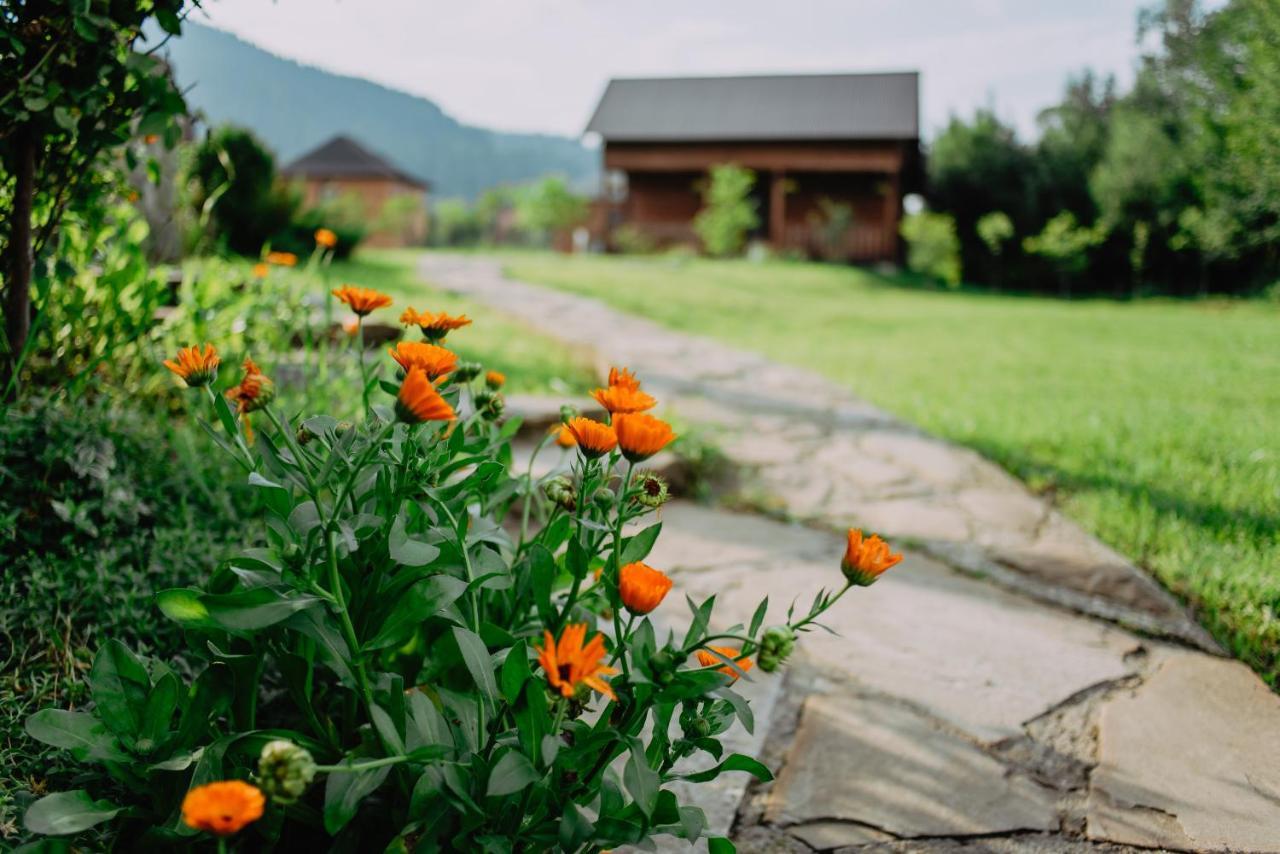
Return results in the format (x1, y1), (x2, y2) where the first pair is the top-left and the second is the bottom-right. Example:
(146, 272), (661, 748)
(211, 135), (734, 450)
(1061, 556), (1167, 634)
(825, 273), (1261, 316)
(191, 0), (1164, 141)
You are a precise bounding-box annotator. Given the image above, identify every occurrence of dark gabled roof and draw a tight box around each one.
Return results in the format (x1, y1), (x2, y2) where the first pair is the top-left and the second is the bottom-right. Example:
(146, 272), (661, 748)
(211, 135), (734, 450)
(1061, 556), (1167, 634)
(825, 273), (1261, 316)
(280, 135), (429, 189)
(585, 72), (919, 143)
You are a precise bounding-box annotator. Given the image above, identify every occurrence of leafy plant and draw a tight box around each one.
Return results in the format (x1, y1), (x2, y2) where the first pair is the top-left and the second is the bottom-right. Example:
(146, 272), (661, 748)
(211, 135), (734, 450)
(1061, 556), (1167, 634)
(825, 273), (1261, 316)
(20, 297), (892, 850)
(186, 126), (299, 256)
(693, 165), (759, 258)
(900, 211), (962, 287)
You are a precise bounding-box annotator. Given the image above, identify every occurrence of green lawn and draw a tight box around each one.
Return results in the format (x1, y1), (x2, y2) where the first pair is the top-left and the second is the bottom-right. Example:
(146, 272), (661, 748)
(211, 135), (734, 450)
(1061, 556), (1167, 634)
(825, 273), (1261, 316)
(331, 249), (594, 395)
(498, 251), (1280, 684)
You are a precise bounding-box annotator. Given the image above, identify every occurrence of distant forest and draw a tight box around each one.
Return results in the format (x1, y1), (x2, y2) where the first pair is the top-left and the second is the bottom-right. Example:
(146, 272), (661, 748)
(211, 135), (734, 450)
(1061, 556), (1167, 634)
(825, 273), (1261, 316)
(162, 22), (597, 199)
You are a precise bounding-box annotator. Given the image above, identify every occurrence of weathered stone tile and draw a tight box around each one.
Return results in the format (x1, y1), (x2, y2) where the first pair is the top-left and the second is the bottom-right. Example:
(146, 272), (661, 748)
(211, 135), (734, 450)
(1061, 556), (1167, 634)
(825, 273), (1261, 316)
(1087, 653), (1280, 852)
(766, 695), (1059, 839)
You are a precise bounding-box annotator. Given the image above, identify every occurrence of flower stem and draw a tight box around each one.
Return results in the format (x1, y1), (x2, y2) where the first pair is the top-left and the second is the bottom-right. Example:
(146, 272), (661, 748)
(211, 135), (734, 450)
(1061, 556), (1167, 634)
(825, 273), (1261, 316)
(357, 315), (370, 417)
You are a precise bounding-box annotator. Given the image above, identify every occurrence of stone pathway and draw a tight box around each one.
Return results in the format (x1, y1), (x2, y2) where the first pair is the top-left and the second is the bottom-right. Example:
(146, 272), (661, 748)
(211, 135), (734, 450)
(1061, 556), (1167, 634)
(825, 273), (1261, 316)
(421, 254), (1280, 852)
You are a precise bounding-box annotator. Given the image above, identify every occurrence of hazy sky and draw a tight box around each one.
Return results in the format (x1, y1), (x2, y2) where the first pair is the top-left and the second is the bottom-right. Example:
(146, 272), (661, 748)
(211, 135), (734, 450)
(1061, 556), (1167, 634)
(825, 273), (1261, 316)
(191, 0), (1162, 141)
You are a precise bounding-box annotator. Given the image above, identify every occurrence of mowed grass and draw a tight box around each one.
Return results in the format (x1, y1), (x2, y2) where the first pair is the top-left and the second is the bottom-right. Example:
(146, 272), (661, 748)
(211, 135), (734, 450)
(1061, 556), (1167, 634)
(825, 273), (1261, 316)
(501, 251), (1280, 683)
(331, 249), (594, 395)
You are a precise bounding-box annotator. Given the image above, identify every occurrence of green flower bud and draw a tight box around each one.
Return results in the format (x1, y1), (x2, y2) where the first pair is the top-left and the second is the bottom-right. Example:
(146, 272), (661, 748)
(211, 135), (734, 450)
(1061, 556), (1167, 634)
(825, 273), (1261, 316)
(257, 739), (316, 805)
(559, 404), (579, 424)
(296, 424), (316, 446)
(631, 470), (670, 509)
(592, 486), (616, 511)
(758, 625), (797, 672)
(453, 361), (483, 382)
(335, 420), (355, 436)
(648, 649), (678, 685)
(543, 476), (577, 512)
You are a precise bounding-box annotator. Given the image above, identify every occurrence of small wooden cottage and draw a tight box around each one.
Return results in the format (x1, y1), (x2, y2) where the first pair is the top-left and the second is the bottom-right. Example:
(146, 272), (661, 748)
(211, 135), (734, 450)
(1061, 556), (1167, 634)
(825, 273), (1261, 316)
(585, 72), (921, 262)
(281, 135), (429, 248)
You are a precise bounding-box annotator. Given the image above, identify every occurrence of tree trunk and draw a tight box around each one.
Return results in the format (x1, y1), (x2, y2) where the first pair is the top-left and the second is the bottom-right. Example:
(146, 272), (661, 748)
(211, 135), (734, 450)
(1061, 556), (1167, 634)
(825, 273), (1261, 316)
(4, 124), (36, 391)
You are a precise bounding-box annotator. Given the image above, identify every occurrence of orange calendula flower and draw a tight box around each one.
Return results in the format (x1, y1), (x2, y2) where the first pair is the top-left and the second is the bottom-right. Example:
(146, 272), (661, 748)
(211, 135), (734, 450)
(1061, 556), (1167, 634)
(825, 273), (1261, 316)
(400, 308), (472, 342)
(591, 384), (656, 415)
(252, 262), (270, 279)
(696, 646), (754, 680)
(181, 780), (265, 836)
(552, 424), (577, 448)
(163, 344), (220, 387)
(536, 623), (617, 701)
(265, 251), (298, 267)
(613, 413), (677, 462)
(388, 341), (458, 379)
(225, 357), (275, 414)
(314, 227), (338, 248)
(396, 366), (456, 424)
(332, 284), (392, 316)
(565, 416), (617, 459)
(840, 528), (903, 586)
(485, 370), (505, 390)
(608, 366), (641, 391)
(619, 562), (673, 615)
(143, 133), (160, 145)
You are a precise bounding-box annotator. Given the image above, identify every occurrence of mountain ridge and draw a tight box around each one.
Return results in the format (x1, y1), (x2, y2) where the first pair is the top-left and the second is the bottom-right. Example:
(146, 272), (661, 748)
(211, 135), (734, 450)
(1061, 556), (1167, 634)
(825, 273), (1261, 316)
(161, 22), (598, 199)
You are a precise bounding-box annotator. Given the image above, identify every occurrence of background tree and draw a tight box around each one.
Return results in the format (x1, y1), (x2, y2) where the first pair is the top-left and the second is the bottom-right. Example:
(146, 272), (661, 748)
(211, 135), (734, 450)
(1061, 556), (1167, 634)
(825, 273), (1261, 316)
(0, 0), (192, 387)
(514, 176), (588, 247)
(900, 210), (961, 287)
(186, 125), (297, 255)
(693, 164), (759, 258)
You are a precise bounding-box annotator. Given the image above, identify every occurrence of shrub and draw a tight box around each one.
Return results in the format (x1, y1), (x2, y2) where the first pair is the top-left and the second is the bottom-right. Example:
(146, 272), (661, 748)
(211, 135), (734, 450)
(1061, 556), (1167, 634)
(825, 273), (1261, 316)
(1022, 211), (1107, 295)
(186, 125), (298, 256)
(20, 296), (898, 850)
(900, 211), (962, 287)
(515, 176), (588, 246)
(611, 224), (657, 256)
(693, 165), (759, 258)
(976, 211), (1015, 256)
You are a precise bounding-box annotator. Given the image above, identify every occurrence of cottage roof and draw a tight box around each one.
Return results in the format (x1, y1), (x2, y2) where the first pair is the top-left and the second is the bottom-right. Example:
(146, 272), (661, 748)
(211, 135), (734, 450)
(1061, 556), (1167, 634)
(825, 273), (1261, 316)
(280, 135), (429, 189)
(585, 72), (919, 143)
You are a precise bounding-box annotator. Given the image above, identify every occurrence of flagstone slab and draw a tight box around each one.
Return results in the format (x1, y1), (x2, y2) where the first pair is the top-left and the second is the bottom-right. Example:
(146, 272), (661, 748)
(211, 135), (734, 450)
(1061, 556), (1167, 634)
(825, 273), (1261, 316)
(765, 695), (1059, 840)
(1087, 653), (1280, 852)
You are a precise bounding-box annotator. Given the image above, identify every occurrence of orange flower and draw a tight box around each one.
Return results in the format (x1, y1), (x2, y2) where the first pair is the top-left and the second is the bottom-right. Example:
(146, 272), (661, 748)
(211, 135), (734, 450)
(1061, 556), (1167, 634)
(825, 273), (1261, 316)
(400, 307), (472, 342)
(613, 413), (676, 462)
(619, 562), (673, 615)
(696, 646), (754, 680)
(591, 384), (656, 415)
(396, 366), (456, 424)
(143, 133), (159, 145)
(536, 623), (617, 701)
(485, 370), (505, 390)
(552, 424), (577, 448)
(181, 780), (264, 836)
(388, 341), (457, 379)
(163, 344), (219, 387)
(225, 357), (274, 414)
(252, 262), (269, 279)
(565, 416), (617, 459)
(314, 227), (338, 248)
(840, 528), (903, 586)
(265, 251), (298, 267)
(332, 284), (392, 316)
(608, 366), (641, 391)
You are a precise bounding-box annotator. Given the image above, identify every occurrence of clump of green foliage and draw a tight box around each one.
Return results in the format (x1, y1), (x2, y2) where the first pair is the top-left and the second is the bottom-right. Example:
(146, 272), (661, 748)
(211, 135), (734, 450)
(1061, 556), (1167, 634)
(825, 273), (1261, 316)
(900, 211), (962, 287)
(693, 165), (760, 258)
(0, 397), (243, 844)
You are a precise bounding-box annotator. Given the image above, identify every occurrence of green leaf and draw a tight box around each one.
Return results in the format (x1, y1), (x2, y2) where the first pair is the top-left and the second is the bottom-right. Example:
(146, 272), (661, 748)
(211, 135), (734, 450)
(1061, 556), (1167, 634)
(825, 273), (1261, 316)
(500, 640), (533, 704)
(136, 111), (170, 136)
(708, 837), (737, 854)
(89, 640), (150, 740)
(558, 802), (594, 851)
(389, 513), (441, 567)
(53, 106), (76, 131)
(365, 576), (467, 651)
(749, 597), (769, 637)
(527, 545), (556, 624)
(678, 805), (707, 842)
(624, 739), (659, 816)
(452, 627), (498, 705)
(24, 711), (128, 763)
(675, 753), (773, 784)
(620, 523), (662, 565)
(371, 705), (405, 755)
(137, 670), (180, 752)
(717, 686), (754, 735)
(23, 791), (121, 836)
(485, 749), (539, 797)
(158, 587), (322, 633)
(323, 761), (392, 834)
(154, 8), (183, 35)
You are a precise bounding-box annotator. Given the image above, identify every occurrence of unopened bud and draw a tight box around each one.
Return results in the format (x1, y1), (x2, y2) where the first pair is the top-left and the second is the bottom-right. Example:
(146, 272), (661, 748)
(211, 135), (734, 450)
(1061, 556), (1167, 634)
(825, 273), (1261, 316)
(296, 424), (316, 446)
(631, 471), (670, 509)
(257, 740), (316, 805)
(453, 361), (482, 382)
(758, 625), (797, 672)
(592, 486), (615, 511)
(543, 476), (577, 512)
(559, 404), (579, 424)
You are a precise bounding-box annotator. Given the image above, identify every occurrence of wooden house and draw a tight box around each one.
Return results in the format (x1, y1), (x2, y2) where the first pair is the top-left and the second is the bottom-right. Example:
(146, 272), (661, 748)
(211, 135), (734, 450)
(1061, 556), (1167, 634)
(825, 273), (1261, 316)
(281, 135), (429, 248)
(584, 72), (921, 262)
